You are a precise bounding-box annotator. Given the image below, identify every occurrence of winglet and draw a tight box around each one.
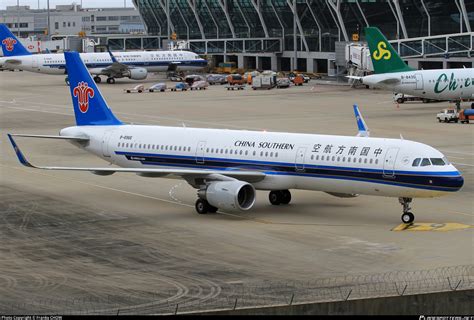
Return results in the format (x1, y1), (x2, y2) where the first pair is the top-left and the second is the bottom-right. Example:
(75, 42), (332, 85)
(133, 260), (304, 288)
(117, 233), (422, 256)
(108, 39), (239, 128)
(7, 134), (35, 168)
(353, 104), (370, 137)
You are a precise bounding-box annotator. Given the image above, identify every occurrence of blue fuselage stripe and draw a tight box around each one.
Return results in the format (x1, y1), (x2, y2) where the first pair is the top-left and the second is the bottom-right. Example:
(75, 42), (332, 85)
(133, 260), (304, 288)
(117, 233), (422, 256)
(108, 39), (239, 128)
(115, 151), (463, 192)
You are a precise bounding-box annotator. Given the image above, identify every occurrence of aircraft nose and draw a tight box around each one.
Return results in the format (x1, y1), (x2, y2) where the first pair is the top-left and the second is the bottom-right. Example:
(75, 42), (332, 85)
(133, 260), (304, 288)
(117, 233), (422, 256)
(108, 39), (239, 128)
(443, 172), (464, 191)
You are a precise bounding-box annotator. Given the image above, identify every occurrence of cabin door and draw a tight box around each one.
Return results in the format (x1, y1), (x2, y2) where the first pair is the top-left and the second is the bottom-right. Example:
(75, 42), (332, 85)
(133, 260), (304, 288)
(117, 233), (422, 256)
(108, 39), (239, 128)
(383, 148), (399, 177)
(415, 73), (424, 90)
(295, 147), (307, 171)
(195, 141), (206, 164)
(102, 130), (115, 158)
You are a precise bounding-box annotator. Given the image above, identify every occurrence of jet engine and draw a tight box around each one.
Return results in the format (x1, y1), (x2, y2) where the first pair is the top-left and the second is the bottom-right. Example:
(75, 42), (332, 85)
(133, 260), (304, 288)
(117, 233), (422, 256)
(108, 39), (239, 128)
(126, 68), (148, 80)
(200, 181), (256, 211)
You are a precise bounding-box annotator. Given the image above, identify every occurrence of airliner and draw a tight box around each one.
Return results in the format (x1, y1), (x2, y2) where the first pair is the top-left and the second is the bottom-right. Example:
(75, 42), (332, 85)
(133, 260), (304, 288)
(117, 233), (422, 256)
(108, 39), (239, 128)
(8, 52), (464, 223)
(0, 24), (207, 84)
(350, 27), (474, 108)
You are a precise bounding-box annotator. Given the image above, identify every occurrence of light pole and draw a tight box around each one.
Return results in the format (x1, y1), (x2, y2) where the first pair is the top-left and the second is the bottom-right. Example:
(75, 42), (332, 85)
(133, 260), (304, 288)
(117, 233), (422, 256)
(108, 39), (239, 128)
(293, 0), (297, 71)
(47, 0), (51, 39)
(17, 0), (20, 36)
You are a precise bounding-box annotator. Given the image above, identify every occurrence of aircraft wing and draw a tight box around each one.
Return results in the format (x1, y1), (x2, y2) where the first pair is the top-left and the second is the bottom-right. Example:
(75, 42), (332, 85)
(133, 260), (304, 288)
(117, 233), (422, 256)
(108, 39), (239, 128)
(90, 49), (132, 77)
(8, 134), (266, 183)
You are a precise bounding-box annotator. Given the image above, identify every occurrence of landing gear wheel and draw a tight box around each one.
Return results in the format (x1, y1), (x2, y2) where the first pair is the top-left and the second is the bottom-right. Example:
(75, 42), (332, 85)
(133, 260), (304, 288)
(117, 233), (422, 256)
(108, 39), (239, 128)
(65, 77), (70, 86)
(280, 190), (292, 205)
(195, 199), (210, 214)
(399, 197), (414, 224)
(93, 76), (101, 83)
(269, 191), (281, 205)
(401, 212), (415, 224)
(106, 77), (115, 84)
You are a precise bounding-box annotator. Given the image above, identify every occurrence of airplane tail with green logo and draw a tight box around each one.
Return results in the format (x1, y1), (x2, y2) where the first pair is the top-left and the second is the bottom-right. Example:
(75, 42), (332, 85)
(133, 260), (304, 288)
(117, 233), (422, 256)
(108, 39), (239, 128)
(365, 27), (414, 74)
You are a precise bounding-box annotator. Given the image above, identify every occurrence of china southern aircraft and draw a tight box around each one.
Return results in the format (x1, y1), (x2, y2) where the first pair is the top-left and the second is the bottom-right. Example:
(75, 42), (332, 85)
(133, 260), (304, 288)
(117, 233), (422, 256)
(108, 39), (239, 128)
(0, 24), (207, 84)
(8, 52), (463, 223)
(350, 27), (474, 108)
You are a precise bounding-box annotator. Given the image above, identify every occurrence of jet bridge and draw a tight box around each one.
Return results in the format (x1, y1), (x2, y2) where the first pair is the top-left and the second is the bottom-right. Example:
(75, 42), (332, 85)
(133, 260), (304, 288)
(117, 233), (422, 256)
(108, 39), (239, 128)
(389, 32), (474, 59)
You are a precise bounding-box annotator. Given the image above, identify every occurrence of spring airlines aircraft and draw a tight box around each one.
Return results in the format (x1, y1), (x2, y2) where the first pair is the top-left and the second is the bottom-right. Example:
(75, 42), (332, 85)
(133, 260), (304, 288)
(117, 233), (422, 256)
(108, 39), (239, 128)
(350, 27), (474, 107)
(0, 24), (207, 84)
(8, 52), (463, 223)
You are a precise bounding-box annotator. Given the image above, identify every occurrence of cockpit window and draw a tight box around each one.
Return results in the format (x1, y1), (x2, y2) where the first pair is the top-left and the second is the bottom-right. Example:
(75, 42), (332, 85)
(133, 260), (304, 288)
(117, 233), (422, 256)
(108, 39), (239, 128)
(430, 158), (446, 166)
(420, 158), (431, 166)
(412, 158), (421, 167)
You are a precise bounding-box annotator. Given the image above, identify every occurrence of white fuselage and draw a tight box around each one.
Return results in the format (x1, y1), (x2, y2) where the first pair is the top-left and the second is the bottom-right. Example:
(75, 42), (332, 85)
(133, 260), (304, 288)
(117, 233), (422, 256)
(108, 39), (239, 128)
(60, 124), (463, 199)
(363, 68), (474, 101)
(0, 50), (207, 75)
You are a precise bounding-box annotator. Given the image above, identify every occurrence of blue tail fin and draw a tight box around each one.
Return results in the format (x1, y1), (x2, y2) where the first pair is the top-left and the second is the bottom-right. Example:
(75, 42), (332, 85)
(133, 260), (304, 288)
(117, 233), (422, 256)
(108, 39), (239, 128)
(64, 51), (122, 126)
(0, 24), (31, 56)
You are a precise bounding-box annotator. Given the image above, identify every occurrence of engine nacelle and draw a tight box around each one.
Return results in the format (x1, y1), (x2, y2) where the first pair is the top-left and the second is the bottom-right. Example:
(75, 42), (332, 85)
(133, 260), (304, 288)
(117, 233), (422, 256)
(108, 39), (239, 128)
(127, 68), (148, 80)
(202, 181), (256, 211)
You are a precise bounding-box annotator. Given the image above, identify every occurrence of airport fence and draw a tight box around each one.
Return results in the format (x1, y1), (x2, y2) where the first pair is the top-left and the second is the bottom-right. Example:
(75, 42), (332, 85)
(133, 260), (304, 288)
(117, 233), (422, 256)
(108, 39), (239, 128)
(4, 264), (473, 315)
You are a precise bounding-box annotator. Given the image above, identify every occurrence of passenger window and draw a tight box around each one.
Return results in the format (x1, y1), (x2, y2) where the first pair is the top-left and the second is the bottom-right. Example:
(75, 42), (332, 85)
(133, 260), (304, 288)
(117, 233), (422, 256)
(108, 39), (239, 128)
(245, 151), (248, 156)
(412, 158), (421, 167)
(253, 151), (256, 156)
(421, 158), (431, 166)
(275, 152), (278, 157)
(316, 155), (319, 160)
(311, 155), (314, 160)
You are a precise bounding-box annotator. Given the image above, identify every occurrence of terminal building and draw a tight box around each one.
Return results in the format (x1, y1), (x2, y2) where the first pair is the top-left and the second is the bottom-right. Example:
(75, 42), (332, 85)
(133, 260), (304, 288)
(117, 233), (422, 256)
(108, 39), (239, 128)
(126, 0), (473, 74)
(0, 4), (145, 38)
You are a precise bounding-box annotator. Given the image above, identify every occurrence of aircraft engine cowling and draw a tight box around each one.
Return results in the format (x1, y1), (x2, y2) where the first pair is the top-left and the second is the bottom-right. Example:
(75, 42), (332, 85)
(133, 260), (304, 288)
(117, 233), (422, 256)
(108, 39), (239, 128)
(201, 181), (256, 211)
(127, 68), (148, 80)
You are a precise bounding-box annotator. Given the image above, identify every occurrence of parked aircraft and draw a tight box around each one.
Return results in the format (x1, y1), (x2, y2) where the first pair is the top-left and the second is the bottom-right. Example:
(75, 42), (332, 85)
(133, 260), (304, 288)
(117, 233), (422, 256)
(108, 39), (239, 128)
(349, 27), (474, 109)
(0, 24), (207, 84)
(8, 52), (464, 223)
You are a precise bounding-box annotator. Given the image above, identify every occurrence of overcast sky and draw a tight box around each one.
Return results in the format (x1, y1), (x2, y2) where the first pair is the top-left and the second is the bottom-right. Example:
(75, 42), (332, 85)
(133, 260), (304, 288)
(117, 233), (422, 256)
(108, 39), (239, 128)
(1, 0), (135, 10)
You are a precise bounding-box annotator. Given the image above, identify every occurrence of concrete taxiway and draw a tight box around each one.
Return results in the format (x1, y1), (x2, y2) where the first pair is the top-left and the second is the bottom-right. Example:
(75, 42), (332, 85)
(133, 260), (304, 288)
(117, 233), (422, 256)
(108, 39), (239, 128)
(0, 72), (472, 314)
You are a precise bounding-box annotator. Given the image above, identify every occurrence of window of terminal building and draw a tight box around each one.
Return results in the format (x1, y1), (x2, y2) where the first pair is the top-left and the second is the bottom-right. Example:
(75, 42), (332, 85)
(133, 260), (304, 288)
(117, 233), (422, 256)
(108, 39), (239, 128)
(96, 16), (107, 21)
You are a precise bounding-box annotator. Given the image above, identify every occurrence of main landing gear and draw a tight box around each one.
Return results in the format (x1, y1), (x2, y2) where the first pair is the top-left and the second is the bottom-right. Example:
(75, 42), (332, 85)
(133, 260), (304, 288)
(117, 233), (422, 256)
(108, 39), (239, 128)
(399, 197), (415, 224)
(65, 77), (70, 86)
(93, 75), (102, 83)
(269, 190), (292, 205)
(106, 77), (116, 84)
(195, 198), (218, 214)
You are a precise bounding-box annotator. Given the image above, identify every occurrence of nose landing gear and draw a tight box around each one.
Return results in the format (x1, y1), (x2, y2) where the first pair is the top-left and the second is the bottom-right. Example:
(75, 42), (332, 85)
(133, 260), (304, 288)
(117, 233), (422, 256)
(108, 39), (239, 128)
(399, 197), (415, 224)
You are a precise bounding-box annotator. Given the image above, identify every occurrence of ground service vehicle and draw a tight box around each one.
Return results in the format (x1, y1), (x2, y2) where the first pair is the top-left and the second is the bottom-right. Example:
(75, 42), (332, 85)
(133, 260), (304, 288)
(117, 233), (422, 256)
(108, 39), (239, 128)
(207, 74), (227, 85)
(459, 109), (474, 123)
(171, 82), (189, 91)
(394, 93), (438, 104)
(191, 80), (208, 90)
(124, 84), (144, 93)
(226, 74), (245, 86)
(437, 109), (458, 123)
(147, 83), (167, 92)
(276, 78), (291, 88)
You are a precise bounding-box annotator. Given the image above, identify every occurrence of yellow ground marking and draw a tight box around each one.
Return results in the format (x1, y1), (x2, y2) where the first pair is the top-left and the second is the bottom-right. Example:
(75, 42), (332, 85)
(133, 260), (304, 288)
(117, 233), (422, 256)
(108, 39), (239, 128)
(392, 222), (473, 232)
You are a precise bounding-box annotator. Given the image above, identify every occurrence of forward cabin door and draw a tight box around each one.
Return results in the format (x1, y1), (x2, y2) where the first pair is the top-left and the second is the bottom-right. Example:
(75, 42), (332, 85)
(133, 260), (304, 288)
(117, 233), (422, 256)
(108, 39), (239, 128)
(383, 148), (399, 178)
(196, 141), (206, 164)
(295, 147), (307, 171)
